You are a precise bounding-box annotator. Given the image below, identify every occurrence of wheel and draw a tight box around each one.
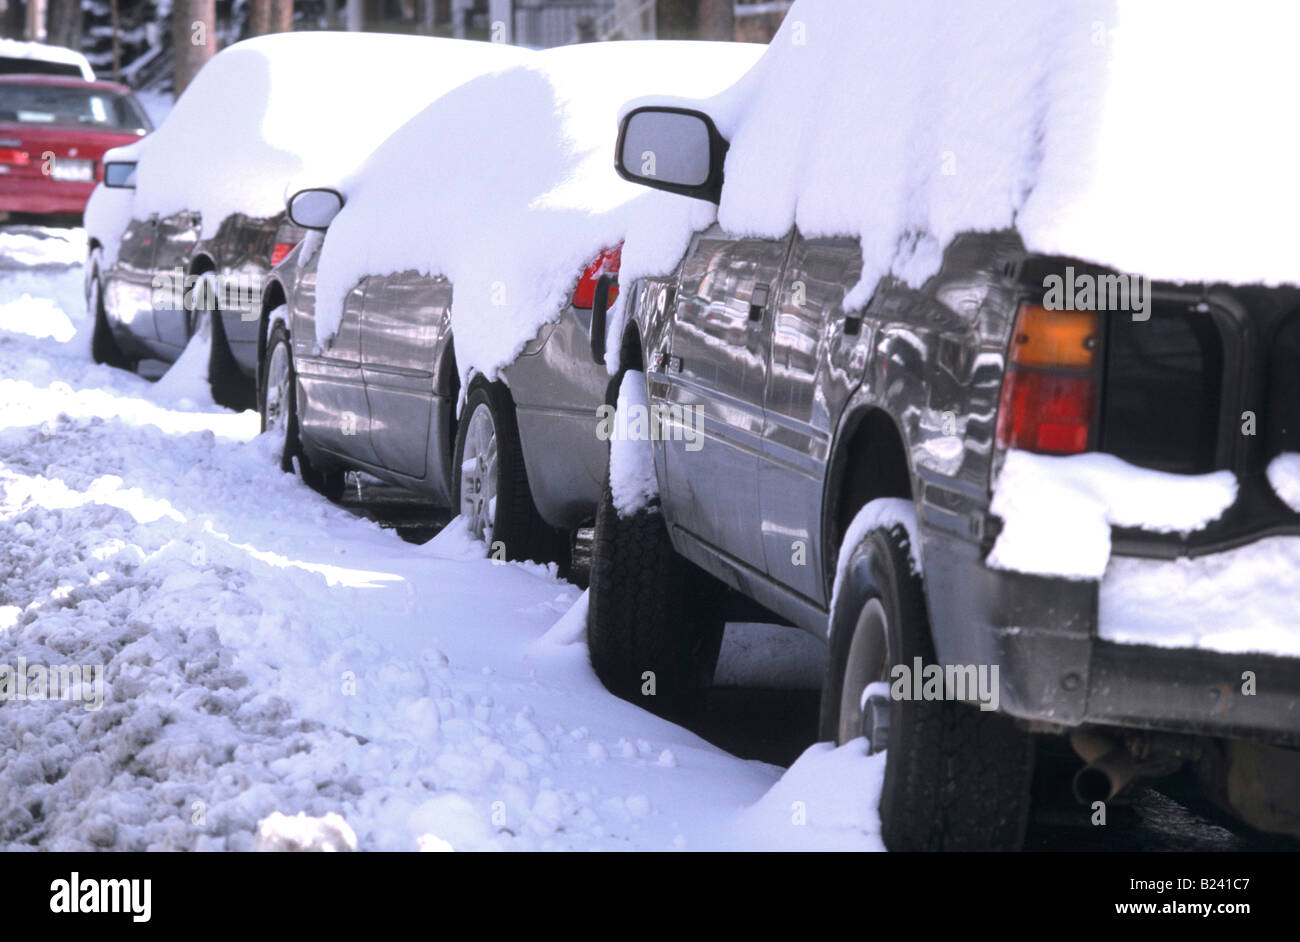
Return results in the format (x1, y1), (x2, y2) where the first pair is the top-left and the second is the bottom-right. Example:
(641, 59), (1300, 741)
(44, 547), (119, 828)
(586, 467), (724, 719)
(191, 273), (256, 411)
(88, 263), (135, 371)
(820, 523), (1035, 850)
(260, 321), (345, 502)
(451, 380), (563, 564)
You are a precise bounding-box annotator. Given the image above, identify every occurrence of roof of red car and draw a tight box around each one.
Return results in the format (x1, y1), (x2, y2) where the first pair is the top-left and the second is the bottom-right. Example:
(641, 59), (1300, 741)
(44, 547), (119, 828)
(0, 74), (134, 95)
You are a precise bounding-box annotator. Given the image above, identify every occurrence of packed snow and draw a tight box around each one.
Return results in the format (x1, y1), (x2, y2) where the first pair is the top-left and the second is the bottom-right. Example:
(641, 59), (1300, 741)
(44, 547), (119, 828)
(987, 450), (1237, 580)
(312, 40), (763, 382)
(830, 498), (922, 623)
(1269, 454), (1300, 514)
(0, 227), (883, 851)
(614, 0), (1300, 320)
(606, 369), (658, 516)
(84, 33), (530, 263)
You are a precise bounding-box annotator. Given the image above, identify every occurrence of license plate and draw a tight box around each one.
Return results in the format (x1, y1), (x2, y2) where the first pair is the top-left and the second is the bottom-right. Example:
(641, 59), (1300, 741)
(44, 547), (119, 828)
(50, 158), (93, 183)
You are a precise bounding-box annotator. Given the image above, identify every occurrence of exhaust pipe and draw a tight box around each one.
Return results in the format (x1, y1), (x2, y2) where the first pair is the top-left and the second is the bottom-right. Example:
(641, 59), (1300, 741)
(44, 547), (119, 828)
(1069, 729), (1144, 804)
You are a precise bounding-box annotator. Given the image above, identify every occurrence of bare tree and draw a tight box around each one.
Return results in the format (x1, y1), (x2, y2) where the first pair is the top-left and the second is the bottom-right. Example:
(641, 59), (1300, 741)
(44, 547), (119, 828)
(270, 0), (293, 32)
(46, 0), (82, 51)
(173, 0), (217, 96)
(248, 0), (271, 36)
(698, 0), (733, 41)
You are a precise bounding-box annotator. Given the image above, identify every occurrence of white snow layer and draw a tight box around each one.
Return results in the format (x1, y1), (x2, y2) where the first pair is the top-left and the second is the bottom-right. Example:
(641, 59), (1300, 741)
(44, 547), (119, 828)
(0, 229), (884, 851)
(85, 33), (529, 261)
(1269, 453), (1300, 514)
(988, 450), (1237, 580)
(829, 498), (921, 629)
(607, 370), (658, 516)
(311, 40), (763, 380)
(621, 0), (1300, 311)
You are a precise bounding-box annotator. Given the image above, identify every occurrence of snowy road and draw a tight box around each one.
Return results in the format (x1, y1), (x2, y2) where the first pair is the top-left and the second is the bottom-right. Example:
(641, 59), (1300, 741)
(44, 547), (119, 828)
(0, 225), (884, 851)
(0, 225), (1287, 853)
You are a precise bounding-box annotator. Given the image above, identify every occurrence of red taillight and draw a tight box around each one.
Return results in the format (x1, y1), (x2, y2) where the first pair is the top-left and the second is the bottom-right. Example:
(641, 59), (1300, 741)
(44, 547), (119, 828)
(995, 304), (1100, 455)
(270, 241), (296, 267)
(0, 149), (30, 166)
(573, 243), (623, 309)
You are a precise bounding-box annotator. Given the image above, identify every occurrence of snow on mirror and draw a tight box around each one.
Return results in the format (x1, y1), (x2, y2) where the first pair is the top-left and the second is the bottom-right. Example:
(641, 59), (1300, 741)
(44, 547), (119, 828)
(287, 187), (344, 231)
(619, 108), (713, 190)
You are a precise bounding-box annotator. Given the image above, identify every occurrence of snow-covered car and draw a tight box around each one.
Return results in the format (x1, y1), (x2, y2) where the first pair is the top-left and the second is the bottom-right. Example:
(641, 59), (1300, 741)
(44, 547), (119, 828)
(257, 40), (763, 568)
(0, 39), (95, 80)
(587, 0), (1300, 850)
(0, 76), (150, 221)
(83, 32), (528, 409)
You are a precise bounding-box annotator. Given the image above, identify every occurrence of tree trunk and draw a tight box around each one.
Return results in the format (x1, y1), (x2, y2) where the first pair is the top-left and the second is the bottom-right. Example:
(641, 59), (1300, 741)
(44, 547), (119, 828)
(270, 0), (293, 33)
(698, 0), (733, 41)
(173, 0), (217, 97)
(26, 0), (47, 41)
(46, 0), (82, 51)
(248, 0), (271, 36)
(110, 0), (120, 82)
(345, 0), (362, 31)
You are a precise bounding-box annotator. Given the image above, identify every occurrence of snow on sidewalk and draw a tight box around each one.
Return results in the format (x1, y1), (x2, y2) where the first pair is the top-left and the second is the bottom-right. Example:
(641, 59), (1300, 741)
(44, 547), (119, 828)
(0, 228), (881, 851)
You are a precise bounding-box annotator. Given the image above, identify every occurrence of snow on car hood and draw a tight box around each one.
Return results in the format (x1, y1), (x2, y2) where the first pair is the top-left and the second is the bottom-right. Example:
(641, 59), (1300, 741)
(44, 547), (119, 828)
(311, 41), (763, 380)
(619, 0), (1300, 311)
(84, 33), (529, 259)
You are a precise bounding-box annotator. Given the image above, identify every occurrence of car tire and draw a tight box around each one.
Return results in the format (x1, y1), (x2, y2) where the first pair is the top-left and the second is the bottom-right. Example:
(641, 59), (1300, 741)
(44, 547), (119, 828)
(193, 282), (256, 412)
(260, 321), (345, 502)
(451, 380), (563, 565)
(820, 524), (1035, 851)
(586, 468), (724, 719)
(88, 270), (135, 371)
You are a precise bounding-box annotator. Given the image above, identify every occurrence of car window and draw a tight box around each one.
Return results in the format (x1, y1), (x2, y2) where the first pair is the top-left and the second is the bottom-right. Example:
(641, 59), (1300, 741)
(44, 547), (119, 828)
(0, 57), (82, 78)
(0, 84), (150, 132)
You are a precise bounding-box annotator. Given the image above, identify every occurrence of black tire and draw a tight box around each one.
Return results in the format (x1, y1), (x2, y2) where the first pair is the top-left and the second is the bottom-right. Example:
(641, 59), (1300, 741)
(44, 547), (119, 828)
(587, 471), (724, 719)
(820, 524), (1035, 851)
(88, 267), (135, 371)
(197, 286), (256, 411)
(451, 380), (564, 565)
(259, 321), (345, 502)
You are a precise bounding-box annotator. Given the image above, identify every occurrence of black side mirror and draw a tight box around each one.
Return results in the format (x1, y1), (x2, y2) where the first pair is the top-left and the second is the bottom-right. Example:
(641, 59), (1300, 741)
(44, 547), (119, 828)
(286, 187), (345, 231)
(615, 106), (728, 204)
(102, 161), (137, 188)
(590, 274), (617, 364)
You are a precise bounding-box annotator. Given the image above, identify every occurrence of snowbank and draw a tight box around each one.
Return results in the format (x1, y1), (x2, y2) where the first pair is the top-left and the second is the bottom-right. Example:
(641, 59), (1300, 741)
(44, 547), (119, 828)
(620, 0), (1300, 312)
(312, 40), (763, 380)
(987, 450), (1237, 580)
(85, 34), (529, 261)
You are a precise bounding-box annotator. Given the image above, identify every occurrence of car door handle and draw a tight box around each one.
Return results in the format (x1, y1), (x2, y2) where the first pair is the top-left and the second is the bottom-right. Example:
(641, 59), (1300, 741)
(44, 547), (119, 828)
(749, 283), (770, 321)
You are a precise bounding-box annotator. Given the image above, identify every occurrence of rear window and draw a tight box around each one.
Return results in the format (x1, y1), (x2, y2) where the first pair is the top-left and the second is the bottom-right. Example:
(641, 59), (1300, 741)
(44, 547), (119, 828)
(1099, 303), (1225, 474)
(0, 57), (82, 78)
(0, 84), (149, 133)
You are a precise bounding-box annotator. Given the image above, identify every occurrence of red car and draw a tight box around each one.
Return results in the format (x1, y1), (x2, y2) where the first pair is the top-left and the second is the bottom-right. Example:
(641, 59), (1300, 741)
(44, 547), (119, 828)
(0, 74), (151, 221)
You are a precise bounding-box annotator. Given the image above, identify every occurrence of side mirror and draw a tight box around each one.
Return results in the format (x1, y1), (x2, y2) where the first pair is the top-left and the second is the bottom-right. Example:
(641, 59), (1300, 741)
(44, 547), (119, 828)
(590, 274), (617, 364)
(615, 106), (727, 204)
(286, 187), (344, 231)
(102, 161), (137, 189)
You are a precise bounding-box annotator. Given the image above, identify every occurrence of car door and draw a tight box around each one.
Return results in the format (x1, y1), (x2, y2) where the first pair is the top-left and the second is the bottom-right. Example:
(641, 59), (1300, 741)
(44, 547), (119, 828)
(760, 234), (865, 604)
(657, 225), (793, 572)
(292, 270), (379, 466)
(105, 215), (160, 342)
(359, 271), (450, 480)
(151, 210), (202, 350)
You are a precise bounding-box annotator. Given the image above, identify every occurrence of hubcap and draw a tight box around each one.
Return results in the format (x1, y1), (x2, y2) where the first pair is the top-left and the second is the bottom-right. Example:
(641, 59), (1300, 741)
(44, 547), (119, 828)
(459, 402), (498, 544)
(264, 341), (291, 444)
(838, 597), (892, 753)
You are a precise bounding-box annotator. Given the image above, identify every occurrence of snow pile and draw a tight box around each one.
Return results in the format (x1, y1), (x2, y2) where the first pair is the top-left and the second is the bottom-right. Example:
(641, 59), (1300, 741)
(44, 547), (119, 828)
(607, 369), (658, 515)
(988, 451), (1237, 580)
(313, 40), (763, 380)
(253, 811), (357, 852)
(85, 34), (528, 259)
(1100, 537), (1300, 657)
(620, 0), (1300, 313)
(829, 498), (921, 623)
(1268, 453), (1300, 514)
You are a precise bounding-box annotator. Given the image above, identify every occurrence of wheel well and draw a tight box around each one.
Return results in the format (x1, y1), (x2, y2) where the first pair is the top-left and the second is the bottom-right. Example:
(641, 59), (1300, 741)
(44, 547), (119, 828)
(188, 254), (215, 276)
(825, 408), (913, 578)
(256, 279), (287, 370)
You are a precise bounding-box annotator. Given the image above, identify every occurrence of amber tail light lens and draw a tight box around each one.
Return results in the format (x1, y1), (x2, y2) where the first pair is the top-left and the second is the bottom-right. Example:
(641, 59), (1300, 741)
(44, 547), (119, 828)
(996, 304), (1101, 455)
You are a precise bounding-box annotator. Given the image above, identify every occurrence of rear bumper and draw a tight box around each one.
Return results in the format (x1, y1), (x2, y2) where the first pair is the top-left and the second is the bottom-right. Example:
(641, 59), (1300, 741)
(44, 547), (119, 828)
(923, 534), (1300, 747)
(0, 177), (93, 215)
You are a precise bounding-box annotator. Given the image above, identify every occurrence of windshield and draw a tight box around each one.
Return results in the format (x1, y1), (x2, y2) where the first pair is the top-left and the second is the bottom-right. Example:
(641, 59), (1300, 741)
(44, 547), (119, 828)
(0, 84), (151, 133)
